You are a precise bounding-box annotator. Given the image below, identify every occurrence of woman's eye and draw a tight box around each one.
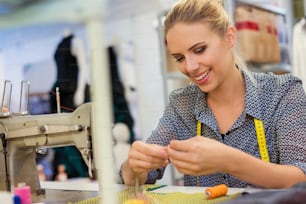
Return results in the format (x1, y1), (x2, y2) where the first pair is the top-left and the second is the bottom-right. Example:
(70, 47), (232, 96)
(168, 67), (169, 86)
(194, 46), (206, 54)
(174, 56), (184, 62)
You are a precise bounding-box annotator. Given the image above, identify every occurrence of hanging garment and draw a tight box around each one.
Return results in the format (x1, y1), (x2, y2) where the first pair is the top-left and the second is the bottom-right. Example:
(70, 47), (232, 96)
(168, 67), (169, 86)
(50, 34), (79, 113)
(108, 46), (135, 143)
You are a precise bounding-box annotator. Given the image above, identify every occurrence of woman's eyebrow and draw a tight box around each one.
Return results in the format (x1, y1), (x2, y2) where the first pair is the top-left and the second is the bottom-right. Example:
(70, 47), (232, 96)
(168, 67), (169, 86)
(171, 42), (207, 56)
(188, 42), (206, 51)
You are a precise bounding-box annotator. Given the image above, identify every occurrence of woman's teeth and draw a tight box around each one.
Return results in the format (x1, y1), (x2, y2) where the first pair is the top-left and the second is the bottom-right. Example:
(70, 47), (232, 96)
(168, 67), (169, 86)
(195, 71), (209, 81)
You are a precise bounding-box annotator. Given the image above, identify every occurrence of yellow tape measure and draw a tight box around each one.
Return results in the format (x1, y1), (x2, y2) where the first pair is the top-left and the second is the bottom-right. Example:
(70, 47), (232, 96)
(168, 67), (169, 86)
(197, 120), (202, 136)
(254, 118), (270, 162)
(196, 121), (202, 186)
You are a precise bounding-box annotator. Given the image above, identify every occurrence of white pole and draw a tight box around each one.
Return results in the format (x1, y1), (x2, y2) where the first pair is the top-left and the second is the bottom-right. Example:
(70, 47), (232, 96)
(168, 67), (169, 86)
(86, 6), (117, 204)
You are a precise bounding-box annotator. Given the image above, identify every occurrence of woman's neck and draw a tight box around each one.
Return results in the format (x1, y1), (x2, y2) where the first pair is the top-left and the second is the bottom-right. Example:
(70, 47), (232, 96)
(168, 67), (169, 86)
(207, 67), (245, 106)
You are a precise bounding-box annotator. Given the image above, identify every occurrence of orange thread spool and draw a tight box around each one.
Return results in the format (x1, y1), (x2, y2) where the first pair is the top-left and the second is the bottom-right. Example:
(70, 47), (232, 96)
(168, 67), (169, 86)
(124, 199), (146, 204)
(205, 184), (228, 199)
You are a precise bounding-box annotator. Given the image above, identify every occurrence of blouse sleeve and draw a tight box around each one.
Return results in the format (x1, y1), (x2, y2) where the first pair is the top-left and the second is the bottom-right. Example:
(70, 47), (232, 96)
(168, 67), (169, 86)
(276, 79), (306, 174)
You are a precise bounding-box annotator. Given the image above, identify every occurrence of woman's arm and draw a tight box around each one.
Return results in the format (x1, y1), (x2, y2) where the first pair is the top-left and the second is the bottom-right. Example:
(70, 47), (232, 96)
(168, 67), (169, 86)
(224, 146), (306, 188)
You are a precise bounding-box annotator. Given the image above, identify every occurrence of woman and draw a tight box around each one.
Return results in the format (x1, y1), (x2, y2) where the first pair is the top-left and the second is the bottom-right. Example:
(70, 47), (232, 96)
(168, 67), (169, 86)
(120, 0), (306, 188)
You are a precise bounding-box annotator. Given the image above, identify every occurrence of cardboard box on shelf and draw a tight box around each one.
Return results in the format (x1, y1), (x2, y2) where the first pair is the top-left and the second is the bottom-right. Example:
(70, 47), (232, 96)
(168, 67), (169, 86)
(235, 5), (281, 64)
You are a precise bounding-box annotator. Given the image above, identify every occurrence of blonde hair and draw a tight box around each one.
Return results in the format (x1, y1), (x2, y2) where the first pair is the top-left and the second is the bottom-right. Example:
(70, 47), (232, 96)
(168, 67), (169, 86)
(164, 0), (247, 70)
(164, 0), (231, 37)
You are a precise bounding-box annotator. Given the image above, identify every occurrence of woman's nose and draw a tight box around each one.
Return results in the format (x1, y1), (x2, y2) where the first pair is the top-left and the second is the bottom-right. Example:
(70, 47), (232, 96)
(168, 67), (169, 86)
(185, 56), (199, 71)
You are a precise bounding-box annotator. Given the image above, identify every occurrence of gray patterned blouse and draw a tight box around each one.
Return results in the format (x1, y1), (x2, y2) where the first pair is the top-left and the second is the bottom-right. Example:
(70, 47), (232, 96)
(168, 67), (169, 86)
(145, 69), (306, 187)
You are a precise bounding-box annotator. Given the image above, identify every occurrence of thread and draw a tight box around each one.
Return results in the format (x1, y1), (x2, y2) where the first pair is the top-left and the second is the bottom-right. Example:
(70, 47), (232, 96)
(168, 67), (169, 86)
(205, 184), (228, 199)
(14, 184), (32, 204)
(56, 87), (61, 113)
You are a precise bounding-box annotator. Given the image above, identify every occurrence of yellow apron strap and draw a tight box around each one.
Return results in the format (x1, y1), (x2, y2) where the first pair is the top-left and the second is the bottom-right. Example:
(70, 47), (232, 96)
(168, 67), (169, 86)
(197, 118), (270, 162)
(254, 118), (270, 162)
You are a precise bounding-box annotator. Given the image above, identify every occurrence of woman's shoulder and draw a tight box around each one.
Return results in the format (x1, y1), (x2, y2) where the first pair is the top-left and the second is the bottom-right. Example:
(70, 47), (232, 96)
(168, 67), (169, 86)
(168, 83), (201, 100)
(166, 83), (202, 110)
(166, 83), (202, 119)
(249, 71), (302, 90)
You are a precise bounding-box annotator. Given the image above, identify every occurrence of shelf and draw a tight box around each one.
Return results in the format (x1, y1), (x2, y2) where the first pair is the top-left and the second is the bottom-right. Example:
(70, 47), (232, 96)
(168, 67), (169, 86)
(235, 0), (287, 15)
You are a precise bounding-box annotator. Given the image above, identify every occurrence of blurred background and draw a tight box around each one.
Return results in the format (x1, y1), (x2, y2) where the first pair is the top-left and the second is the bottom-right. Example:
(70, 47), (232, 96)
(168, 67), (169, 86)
(0, 0), (304, 186)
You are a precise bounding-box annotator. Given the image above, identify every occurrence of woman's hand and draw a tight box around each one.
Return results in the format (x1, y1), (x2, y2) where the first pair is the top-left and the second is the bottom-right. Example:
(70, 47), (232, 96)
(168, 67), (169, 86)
(128, 141), (169, 174)
(167, 136), (233, 176)
(121, 141), (169, 185)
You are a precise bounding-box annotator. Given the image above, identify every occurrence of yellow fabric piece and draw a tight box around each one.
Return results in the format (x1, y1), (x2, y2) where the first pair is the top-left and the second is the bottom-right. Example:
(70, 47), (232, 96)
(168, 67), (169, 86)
(72, 185), (241, 204)
(69, 196), (101, 204)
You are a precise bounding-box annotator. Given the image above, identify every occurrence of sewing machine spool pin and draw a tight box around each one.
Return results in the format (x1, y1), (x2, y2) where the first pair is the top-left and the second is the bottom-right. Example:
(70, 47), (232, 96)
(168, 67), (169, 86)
(18, 80), (30, 115)
(0, 80), (12, 118)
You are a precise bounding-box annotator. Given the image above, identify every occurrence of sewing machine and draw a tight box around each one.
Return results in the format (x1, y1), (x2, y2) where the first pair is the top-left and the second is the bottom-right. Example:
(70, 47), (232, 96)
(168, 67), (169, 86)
(0, 102), (94, 196)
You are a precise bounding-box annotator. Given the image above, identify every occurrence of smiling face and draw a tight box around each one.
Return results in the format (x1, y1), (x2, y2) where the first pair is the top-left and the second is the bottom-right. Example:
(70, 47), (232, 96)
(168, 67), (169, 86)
(166, 22), (236, 93)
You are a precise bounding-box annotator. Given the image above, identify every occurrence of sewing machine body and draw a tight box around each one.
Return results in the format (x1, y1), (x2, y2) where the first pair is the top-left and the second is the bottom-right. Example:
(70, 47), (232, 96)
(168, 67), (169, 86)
(0, 103), (93, 194)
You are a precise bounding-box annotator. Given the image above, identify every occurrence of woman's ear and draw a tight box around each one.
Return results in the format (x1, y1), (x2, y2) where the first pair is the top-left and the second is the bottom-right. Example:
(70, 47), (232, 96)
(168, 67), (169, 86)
(226, 26), (236, 48)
